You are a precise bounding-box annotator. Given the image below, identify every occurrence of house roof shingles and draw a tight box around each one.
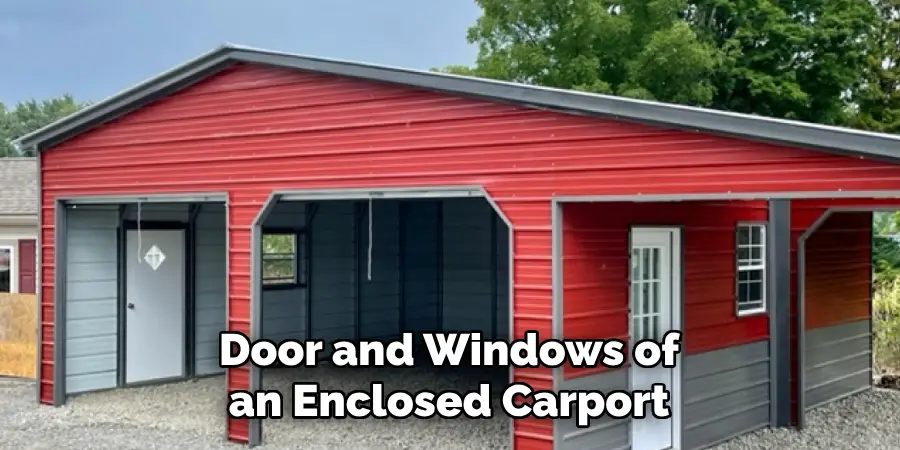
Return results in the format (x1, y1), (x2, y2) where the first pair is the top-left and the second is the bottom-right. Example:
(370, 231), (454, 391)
(0, 157), (38, 216)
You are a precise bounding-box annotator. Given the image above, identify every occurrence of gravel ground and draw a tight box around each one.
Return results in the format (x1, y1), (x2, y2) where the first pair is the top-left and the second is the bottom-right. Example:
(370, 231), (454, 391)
(710, 388), (900, 450)
(0, 365), (510, 450)
(1, 371), (897, 449)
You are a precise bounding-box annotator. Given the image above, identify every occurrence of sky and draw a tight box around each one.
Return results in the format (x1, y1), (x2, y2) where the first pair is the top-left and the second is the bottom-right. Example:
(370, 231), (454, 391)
(0, 1), (481, 105)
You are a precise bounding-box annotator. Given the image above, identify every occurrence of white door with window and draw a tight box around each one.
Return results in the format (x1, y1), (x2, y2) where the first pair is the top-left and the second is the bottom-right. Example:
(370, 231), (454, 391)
(125, 229), (186, 384)
(630, 228), (681, 450)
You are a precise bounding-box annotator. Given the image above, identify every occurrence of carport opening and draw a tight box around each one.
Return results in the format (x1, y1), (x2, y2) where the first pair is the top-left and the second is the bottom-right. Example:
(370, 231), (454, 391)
(799, 210), (876, 420)
(259, 196), (512, 448)
(60, 201), (228, 429)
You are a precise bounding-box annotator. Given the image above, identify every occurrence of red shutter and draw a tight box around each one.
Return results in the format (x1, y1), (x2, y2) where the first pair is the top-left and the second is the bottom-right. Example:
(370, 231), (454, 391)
(18, 239), (36, 294)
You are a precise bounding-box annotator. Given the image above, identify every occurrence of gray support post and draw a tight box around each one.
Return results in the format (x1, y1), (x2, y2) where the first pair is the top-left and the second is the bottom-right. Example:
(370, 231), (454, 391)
(52, 200), (68, 406)
(768, 199), (792, 427)
(354, 201), (364, 340)
(398, 202), (408, 333)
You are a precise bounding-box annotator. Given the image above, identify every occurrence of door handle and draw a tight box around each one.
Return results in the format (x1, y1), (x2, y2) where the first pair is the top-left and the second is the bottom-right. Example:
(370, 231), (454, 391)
(127, 303), (135, 310)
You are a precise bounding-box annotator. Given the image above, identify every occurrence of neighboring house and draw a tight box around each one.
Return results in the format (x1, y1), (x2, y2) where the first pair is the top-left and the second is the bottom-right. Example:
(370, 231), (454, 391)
(0, 157), (38, 294)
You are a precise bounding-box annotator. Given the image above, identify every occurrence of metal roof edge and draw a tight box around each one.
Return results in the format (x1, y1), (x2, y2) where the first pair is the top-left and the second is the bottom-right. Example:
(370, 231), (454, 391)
(15, 44), (900, 162)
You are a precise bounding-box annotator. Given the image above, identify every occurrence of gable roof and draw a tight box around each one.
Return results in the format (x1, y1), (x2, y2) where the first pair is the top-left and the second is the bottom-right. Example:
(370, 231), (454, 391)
(0, 157), (37, 216)
(14, 43), (900, 162)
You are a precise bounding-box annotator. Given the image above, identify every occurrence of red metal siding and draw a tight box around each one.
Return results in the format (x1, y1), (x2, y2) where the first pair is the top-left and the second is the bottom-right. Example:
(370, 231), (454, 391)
(38, 63), (900, 446)
(788, 204), (878, 422)
(561, 201), (769, 379)
(17, 239), (36, 294)
(804, 212), (872, 329)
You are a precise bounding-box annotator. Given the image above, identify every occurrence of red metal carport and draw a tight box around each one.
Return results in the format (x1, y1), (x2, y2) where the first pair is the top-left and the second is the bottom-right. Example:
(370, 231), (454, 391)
(16, 44), (900, 450)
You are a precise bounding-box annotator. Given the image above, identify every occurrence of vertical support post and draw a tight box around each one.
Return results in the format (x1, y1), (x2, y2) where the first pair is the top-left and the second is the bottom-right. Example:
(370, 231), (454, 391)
(305, 203), (316, 342)
(116, 205), (127, 388)
(436, 201), (444, 333)
(52, 200), (68, 406)
(185, 204), (201, 377)
(868, 212), (875, 387)
(248, 194), (279, 447)
(354, 201), (365, 340)
(490, 208), (499, 340)
(398, 202), (408, 333)
(35, 149), (43, 404)
(768, 199), (791, 428)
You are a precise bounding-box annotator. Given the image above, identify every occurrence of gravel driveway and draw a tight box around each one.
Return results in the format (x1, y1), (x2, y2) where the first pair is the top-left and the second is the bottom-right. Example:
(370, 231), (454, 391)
(1, 374), (897, 449)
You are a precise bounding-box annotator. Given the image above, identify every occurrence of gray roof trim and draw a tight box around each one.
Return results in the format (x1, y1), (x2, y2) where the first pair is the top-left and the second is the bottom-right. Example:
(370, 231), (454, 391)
(15, 43), (900, 162)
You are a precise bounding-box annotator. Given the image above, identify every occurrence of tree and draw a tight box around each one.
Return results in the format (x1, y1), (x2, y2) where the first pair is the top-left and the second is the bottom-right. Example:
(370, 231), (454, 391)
(0, 94), (85, 157)
(442, 0), (877, 125)
(439, 0), (720, 105)
(849, 0), (900, 132)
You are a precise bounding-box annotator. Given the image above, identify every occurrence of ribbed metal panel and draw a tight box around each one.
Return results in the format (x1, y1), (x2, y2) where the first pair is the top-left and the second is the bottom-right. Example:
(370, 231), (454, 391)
(561, 201), (769, 375)
(682, 341), (771, 449)
(802, 212), (872, 411)
(38, 64), (900, 445)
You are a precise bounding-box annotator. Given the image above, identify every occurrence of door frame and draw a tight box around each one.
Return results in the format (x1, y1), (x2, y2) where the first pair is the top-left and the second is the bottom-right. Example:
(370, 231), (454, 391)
(628, 225), (683, 450)
(117, 217), (195, 388)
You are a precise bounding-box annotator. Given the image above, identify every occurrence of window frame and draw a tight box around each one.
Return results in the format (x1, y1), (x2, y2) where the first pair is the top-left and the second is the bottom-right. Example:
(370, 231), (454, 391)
(735, 222), (767, 317)
(260, 227), (307, 290)
(0, 244), (16, 294)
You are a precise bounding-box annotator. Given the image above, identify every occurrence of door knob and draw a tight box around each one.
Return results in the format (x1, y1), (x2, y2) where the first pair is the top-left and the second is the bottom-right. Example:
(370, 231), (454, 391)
(127, 303), (135, 310)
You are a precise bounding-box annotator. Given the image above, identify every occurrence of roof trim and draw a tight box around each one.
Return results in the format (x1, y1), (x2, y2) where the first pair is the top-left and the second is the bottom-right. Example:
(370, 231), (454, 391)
(15, 43), (900, 162)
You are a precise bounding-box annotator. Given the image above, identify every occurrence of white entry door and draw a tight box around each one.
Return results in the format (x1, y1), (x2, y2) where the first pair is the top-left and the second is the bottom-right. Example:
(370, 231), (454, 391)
(630, 228), (681, 450)
(125, 229), (186, 384)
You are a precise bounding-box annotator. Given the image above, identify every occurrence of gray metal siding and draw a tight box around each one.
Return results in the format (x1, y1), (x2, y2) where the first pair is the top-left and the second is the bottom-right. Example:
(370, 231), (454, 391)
(402, 201), (440, 335)
(442, 199), (497, 336)
(358, 201), (402, 340)
(193, 204), (227, 375)
(122, 203), (188, 222)
(64, 205), (118, 394)
(309, 201), (356, 349)
(261, 201), (309, 342)
(494, 213), (510, 340)
(556, 370), (630, 450)
(682, 340), (771, 449)
(258, 198), (510, 350)
(804, 319), (872, 410)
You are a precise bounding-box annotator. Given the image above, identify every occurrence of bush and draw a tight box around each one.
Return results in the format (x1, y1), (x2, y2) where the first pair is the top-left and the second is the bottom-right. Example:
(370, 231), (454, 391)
(873, 279), (900, 374)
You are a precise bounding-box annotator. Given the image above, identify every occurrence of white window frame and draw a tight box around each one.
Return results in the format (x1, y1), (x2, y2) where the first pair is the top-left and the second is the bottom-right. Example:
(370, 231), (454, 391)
(0, 244), (17, 294)
(735, 222), (766, 316)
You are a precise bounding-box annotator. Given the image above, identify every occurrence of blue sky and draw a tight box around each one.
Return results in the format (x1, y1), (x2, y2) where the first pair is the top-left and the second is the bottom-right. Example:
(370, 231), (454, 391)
(0, 0), (481, 105)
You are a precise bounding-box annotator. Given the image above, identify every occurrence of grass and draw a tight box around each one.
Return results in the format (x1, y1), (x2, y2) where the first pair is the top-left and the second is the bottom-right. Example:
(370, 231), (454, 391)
(0, 293), (37, 379)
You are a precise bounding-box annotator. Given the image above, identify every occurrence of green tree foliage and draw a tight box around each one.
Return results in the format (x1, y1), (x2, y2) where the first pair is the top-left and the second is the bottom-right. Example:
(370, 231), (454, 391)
(441, 0), (878, 125)
(849, 0), (900, 132)
(0, 94), (85, 157)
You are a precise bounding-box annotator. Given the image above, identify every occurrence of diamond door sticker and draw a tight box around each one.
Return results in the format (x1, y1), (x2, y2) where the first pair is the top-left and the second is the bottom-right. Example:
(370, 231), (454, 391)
(144, 245), (166, 271)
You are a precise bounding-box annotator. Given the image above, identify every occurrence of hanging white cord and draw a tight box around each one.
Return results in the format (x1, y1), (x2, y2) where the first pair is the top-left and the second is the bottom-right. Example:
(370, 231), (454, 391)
(367, 197), (373, 281)
(136, 200), (143, 264)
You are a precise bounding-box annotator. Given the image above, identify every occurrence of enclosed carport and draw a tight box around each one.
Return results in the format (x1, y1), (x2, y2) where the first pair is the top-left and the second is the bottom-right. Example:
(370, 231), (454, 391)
(17, 44), (900, 450)
(47, 196), (228, 395)
(255, 189), (512, 447)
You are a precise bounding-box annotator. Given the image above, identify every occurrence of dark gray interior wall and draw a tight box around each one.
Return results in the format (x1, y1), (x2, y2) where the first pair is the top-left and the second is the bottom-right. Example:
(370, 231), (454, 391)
(260, 202), (310, 342)
(64, 203), (226, 395)
(259, 197), (510, 351)
(804, 320), (872, 410)
(442, 198), (508, 339)
(64, 205), (119, 394)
